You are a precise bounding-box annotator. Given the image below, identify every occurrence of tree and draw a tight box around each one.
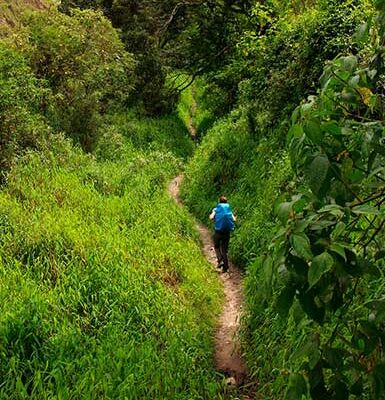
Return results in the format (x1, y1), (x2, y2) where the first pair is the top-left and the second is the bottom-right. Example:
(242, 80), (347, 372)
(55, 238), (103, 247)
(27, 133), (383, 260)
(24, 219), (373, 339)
(15, 8), (135, 151)
(59, 0), (253, 114)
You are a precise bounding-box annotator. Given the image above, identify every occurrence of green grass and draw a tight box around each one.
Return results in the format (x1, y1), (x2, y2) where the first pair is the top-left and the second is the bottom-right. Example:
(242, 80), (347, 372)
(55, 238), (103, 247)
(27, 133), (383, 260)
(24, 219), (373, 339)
(176, 77), (216, 140)
(104, 110), (195, 161)
(176, 78), (193, 131)
(180, 109), (294, 398)
(0, 134), (224, 399)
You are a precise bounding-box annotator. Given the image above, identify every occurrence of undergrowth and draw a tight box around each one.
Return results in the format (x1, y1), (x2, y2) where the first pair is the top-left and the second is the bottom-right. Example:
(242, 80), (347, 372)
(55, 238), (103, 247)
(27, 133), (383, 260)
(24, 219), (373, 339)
(0, 129), (223, 398)
(181, 1), (375, 398)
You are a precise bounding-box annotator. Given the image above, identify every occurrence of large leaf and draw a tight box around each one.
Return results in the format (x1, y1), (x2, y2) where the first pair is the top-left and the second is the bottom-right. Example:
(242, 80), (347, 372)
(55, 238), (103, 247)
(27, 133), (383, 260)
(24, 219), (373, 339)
(299, 290), (325, 323)
(285, 374), (308, 400)
(277, 202), (292, 224)
(307, 155), (330, 197)
(330, 243), (347, 261)
(308, 252), (334, 288)
(352, 204), (379, 215)
(276, 284), (296, 318)
(288, 124), (304, 142)
(304, 120), (322, 144)
(291, 233), (313, 260)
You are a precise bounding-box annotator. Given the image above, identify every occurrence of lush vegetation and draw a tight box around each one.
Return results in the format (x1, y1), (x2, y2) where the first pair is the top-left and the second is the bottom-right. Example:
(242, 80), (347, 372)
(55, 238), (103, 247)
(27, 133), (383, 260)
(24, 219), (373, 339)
(0, 138), (223, 398)
(0, 3), (224, 399)
(4, 0), (385, 398)
(181, 0), (385, 398)
(59, 0), (254, 114)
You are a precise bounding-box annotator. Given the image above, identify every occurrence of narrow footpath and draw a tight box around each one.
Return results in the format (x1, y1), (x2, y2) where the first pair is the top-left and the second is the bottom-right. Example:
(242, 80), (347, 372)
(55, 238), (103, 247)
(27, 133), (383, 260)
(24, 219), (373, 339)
(169, 176), (253, 398)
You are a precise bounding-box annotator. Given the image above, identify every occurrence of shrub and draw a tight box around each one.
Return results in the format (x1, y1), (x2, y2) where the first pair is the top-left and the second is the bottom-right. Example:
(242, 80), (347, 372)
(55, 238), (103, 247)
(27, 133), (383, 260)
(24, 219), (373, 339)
(0, 40), (51, 178)
(15, 8), (135, 151)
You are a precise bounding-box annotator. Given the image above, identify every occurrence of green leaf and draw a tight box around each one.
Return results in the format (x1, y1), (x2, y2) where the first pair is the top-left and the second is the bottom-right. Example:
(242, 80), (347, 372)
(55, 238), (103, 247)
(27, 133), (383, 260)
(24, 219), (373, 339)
(318, 204), (344, 217)
(299, 290), (325, 323)
(285, 374), (308, 400)
(342, 55), (358, 72)
(321, 121), (341, 136)
(332, 222), (346, 238)
(291, 107), (300, 124)
(348, 75), (360, 87)
(307, 155), (330, 197)
(288, 124), (304, 142)
(330, 243), (347, 261)
(352, 204), (379, 215)
(291, 233), (313, 260)
(304, 120), (322, 144)
(276, 284), (296, 318)
(263, 256), (273, 287)
(308, 252), (334, 288)
(277, 202), (292, 224)
(300, 102), (313, 116)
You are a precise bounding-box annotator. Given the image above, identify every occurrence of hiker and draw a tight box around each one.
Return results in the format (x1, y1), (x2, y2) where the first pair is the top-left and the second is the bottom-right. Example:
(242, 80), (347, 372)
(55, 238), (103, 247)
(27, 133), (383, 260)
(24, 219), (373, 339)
(209, 195), (236, 273)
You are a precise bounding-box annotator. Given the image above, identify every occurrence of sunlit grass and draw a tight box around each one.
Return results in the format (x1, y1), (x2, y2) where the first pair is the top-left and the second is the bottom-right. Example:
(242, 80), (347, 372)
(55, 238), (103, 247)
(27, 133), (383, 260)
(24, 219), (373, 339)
(0, 137), (223, 398)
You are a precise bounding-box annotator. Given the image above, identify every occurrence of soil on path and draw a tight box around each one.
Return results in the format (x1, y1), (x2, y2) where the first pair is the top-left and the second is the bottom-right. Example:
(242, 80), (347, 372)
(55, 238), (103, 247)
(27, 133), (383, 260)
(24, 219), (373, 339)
(168, 176), (251, 395)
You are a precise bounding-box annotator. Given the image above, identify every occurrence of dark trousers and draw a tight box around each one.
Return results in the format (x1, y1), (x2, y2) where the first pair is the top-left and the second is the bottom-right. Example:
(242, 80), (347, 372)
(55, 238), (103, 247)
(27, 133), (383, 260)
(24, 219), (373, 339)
(213, 230), (230, 271)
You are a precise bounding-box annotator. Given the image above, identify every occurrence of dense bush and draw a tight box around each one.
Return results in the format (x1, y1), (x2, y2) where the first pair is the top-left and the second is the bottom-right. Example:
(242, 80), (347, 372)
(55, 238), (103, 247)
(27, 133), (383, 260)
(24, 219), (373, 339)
(257, 8), (385, 396)
(0, 5), (136, 177)
(0, 41), (50, 178)
(14, 8), (135, 151)
(246, 0), (369, 120)
(181, 1), (381, 398)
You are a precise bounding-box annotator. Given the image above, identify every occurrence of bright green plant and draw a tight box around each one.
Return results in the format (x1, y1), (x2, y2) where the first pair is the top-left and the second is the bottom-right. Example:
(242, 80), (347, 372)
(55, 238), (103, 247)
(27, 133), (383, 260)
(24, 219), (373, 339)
(105, 110), (194, 160)
(265, 5), (385, 398)
(0, 140), (223, 399)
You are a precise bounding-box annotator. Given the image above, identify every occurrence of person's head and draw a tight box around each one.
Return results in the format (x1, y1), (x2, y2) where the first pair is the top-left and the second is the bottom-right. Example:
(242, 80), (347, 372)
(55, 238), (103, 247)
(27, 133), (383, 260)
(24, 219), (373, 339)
(219, 195), (228, 204)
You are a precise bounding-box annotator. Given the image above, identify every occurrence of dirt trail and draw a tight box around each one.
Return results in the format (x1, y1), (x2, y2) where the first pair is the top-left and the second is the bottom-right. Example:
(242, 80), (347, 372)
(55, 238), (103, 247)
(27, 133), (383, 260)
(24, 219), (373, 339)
(168, 176), (251, 395)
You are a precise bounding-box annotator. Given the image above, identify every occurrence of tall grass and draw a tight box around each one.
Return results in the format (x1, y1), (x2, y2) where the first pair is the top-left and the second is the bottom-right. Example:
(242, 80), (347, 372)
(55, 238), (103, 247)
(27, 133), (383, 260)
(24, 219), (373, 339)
(180, 108), (295, 398)
(0, 132), (223, 399)
(104, 110), (195, 161)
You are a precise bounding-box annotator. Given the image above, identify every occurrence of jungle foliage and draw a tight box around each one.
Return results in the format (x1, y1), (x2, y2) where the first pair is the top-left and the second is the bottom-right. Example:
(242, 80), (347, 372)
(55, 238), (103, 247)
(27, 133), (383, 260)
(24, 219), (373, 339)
(59, 0), (254, 114)
(0, 3), (223, 399)
(4, 0), (385, 398)
(181, 0), (385, 398)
